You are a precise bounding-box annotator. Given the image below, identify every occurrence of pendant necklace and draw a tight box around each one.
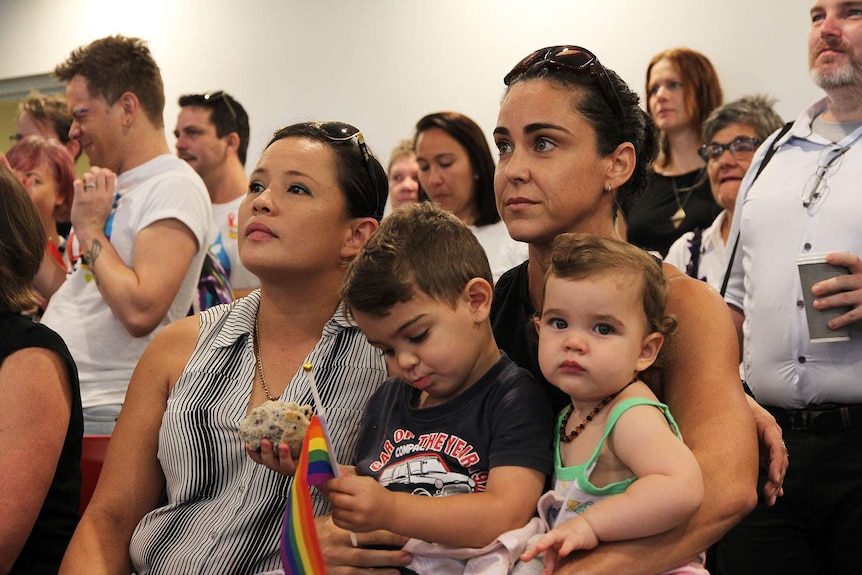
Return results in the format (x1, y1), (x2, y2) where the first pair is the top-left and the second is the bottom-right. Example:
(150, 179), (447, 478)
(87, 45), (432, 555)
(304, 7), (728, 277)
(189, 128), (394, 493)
(670, 176), (691, 230)
(559, 377), (637, 443)
(253, 314), (278, 401)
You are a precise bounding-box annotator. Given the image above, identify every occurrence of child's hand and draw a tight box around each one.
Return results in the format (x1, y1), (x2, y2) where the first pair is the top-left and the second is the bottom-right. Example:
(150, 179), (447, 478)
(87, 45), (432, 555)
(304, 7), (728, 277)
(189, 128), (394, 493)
(520, 516), (600, 575)
(245, 438), (299, 476)
(327, 475), (392, 533)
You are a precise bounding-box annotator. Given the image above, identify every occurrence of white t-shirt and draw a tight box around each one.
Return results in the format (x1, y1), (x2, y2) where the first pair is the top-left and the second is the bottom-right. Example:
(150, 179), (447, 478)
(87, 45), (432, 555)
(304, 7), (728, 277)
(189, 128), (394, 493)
(42, 155), (212, 408)
(470, 220), (529, 283)
(211, 196), (259, 291)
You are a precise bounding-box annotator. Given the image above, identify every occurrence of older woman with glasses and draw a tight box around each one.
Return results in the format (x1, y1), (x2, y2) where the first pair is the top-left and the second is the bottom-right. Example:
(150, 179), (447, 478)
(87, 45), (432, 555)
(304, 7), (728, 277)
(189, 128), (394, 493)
(60, 122), (397, 575)
(665, 96), (785, 288)
(489, 46), (787, 574)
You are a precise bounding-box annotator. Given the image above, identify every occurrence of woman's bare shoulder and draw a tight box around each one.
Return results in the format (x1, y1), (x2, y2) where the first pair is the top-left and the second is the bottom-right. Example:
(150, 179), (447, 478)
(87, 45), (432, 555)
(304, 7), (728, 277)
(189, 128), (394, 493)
(662, 261), (726, 310)
(658, 261), (740, 400)
(149, 315), (199, 353)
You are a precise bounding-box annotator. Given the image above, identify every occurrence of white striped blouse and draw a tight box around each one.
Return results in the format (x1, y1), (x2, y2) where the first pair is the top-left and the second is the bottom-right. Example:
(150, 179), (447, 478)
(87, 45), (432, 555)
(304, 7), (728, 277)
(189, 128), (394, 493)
(129, 291), (386, 574)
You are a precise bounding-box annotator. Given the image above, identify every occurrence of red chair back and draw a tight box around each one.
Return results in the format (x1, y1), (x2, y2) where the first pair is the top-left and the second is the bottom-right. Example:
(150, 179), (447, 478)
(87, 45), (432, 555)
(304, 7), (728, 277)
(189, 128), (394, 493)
(79, 435), (111, 516)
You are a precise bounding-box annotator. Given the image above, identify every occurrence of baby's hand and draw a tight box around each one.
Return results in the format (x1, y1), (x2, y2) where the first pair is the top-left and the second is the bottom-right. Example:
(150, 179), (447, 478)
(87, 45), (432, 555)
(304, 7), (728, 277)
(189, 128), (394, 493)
(520, 516), (600, 575)
(245, 438), (299, 476)
(327, 475), (392, 533)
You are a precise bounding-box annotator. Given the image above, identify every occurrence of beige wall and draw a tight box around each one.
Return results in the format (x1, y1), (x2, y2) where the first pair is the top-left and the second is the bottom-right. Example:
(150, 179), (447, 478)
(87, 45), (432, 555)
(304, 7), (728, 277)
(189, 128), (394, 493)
(0, 100), (18, 142)
(0, 0), (822, 171)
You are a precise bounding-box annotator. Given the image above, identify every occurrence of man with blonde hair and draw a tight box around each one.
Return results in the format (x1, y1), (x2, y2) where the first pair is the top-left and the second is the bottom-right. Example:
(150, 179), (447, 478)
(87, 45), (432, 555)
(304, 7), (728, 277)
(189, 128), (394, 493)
(14, 91), (82, 160)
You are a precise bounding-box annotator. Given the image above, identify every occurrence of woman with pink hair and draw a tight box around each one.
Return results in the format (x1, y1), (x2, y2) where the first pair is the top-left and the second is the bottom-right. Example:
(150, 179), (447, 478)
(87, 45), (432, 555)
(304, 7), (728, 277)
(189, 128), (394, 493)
(7, 135), (77, 273)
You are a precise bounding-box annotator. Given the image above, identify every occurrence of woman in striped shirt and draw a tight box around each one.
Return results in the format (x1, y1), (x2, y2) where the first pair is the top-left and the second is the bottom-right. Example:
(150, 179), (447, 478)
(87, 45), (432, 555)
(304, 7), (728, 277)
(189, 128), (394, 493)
(60, 122), (397, 575)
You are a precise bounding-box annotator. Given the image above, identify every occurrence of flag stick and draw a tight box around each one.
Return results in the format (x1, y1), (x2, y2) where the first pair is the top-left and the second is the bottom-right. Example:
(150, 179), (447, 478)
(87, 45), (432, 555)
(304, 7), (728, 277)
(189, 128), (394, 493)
(304, 362), (358, 547)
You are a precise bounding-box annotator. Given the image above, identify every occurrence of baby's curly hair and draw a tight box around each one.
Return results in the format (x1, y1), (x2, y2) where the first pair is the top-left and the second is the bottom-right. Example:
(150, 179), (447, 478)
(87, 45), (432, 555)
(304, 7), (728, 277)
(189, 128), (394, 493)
(544, 233), (677, 337)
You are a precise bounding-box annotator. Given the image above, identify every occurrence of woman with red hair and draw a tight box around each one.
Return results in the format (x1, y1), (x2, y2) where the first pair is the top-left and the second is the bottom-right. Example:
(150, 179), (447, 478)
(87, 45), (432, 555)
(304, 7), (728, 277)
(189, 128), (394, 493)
(624, 48), (724, 257)
(7, 135), (77, 272)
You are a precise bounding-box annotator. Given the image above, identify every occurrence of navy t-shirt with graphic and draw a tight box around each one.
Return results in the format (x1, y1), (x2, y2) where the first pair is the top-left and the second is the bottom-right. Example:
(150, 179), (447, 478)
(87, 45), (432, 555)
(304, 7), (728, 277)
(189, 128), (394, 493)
(353, 353), (554, 494)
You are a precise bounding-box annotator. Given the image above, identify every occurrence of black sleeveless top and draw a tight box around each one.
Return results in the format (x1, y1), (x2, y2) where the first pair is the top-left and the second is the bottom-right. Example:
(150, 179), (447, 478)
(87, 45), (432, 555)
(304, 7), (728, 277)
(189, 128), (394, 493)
(491, 261), (571, 414)
(624, 168), (721, 257)
(1, 313), (83, 574)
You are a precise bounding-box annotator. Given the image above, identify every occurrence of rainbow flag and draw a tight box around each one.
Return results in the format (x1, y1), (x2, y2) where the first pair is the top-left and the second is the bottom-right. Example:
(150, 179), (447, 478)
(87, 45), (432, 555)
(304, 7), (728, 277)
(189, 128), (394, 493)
(281, 415), (338, 574)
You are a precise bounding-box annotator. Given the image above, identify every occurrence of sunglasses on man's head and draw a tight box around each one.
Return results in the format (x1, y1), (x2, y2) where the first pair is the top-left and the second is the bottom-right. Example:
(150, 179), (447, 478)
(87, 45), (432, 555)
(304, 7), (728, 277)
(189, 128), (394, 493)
(504, 45), (625, 125)
(203, 90), (239, 128)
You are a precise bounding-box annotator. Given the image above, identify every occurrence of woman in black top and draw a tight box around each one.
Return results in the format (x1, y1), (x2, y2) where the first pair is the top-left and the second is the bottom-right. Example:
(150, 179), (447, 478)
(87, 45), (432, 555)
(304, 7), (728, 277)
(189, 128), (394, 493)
(624, 48), (724, 257)
(490, 45), (787, 574)
(0, 164), (83, 574)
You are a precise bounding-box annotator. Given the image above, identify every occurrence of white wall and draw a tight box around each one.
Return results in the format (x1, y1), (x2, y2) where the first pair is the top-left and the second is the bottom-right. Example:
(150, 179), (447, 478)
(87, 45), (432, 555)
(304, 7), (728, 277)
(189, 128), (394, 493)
(0, 0), (822, 170)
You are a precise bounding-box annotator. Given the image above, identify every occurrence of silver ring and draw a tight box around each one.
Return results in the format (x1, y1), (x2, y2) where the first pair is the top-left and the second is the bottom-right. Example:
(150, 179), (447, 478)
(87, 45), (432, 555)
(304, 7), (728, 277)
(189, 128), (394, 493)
(83, 183), (96, 189)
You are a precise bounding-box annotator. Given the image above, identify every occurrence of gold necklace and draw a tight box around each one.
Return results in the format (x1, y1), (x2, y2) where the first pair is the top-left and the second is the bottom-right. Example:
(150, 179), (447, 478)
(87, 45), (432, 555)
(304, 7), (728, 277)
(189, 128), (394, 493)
(670, 176), (691, 230)
(253, 314), (278, 401)
(559, 377), (637, 443)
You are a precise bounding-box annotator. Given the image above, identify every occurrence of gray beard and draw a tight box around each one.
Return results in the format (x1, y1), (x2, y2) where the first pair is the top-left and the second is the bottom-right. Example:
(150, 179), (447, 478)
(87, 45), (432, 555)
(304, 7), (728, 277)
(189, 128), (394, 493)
(810, 59), (862, 89)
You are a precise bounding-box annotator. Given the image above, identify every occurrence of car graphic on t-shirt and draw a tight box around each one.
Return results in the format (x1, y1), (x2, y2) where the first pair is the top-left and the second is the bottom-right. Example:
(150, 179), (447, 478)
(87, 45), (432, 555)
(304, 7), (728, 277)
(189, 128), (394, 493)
(378, 454), (476, 497)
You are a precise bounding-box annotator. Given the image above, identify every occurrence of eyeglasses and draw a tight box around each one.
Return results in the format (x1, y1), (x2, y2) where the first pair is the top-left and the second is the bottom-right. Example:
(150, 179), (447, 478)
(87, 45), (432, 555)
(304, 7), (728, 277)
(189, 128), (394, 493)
(698, 137), (762, 162)
(503, 45), (625, 125)
(203, 90), (239, 128)
(802, 145), (850, 208)
(314, 122), (381, 218)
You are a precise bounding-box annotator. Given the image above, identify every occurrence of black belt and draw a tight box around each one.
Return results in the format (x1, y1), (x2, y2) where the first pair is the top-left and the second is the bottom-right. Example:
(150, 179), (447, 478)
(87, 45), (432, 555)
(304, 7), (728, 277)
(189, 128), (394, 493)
(766, 404), (862, 434)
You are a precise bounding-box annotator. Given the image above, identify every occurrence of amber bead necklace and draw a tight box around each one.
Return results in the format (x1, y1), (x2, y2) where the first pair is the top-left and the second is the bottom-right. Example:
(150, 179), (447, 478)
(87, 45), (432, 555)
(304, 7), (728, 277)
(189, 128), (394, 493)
(559, 377), (637, 443)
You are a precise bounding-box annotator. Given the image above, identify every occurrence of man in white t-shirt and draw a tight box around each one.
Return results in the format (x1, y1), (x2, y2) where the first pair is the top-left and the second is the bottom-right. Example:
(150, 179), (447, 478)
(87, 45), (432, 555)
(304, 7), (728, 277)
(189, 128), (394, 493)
(175, 91), (258, 297)
(36, 35), (212, 435)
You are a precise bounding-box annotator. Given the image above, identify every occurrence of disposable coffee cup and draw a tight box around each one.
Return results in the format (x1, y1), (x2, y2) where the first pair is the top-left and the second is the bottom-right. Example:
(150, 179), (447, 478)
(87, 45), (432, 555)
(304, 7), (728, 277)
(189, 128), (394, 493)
(796, 253), (851, 343)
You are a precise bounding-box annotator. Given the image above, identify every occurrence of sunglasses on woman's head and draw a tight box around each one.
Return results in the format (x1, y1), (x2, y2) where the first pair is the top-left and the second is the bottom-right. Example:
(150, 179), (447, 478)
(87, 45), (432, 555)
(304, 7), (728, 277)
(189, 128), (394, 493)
(504, 45), (625, 125)
(313, 122), (381, 217)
